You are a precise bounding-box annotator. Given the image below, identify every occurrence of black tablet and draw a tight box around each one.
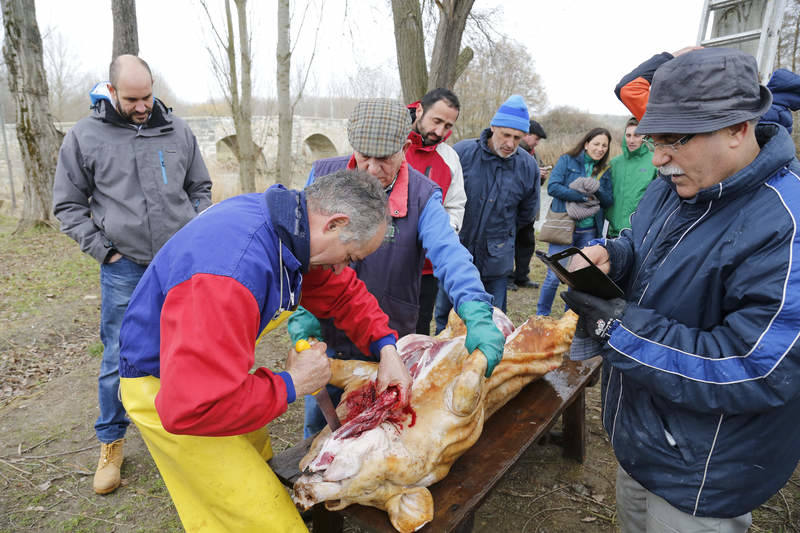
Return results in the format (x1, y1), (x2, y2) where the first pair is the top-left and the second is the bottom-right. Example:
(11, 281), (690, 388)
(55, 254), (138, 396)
(535, 247), (624, 300)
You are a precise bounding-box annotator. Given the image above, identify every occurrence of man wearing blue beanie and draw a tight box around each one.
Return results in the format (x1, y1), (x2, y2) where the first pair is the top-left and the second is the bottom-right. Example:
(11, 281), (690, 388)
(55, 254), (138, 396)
(434, 95), (540, 332)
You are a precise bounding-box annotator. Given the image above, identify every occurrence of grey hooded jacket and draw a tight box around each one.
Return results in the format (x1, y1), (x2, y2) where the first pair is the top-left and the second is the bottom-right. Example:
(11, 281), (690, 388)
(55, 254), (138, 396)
(53, 97), (212, 265)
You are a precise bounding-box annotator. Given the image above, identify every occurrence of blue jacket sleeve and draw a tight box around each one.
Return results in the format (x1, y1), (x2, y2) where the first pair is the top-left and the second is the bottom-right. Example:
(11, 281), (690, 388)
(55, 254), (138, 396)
(604, 230), (800, 415)
(418, 191), (492, 310)
(548, 155), (586, 202)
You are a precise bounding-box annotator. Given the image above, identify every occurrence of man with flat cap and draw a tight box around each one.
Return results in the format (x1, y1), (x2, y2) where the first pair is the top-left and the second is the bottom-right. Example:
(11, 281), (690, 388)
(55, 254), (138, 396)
(563, 47), (800, 532)
(291, 98), (506, 438)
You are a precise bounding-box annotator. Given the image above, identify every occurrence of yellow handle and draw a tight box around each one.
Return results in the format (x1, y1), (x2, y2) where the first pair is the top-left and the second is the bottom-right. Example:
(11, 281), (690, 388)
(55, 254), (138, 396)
(295, 340), (320, 395)
(295, 339), (311, 352)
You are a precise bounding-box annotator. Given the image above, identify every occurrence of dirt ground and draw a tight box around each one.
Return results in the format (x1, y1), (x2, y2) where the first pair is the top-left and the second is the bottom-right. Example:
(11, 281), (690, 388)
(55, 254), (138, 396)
(1, 214), (798, 533)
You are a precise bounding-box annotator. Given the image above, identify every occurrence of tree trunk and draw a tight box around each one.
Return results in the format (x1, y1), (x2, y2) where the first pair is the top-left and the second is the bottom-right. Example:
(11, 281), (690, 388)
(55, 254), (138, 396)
(391, 0), (427, 103)
(233, 0), (255, 193)
(1, 0), (63, 232)
(111, 0), (139, 60)
(276, 0), (292, 186)
(428, 0), (474, 91)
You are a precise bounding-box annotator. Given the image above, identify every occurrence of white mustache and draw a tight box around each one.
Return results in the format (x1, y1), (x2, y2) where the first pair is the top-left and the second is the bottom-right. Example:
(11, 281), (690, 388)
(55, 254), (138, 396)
(659, 164), (685, 176)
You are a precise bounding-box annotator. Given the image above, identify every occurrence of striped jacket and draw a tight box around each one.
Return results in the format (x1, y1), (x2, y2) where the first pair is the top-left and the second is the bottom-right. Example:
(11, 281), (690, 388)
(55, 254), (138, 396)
(599, 124), (800, 517)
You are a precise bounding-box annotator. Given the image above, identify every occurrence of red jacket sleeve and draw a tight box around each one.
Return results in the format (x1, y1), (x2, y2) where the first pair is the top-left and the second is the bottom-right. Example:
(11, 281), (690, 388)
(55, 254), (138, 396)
(300, 266), (398, 356)
(155, 274), (289, 436)
(614, 52), (673, 121)
(619, 77), (651, 122)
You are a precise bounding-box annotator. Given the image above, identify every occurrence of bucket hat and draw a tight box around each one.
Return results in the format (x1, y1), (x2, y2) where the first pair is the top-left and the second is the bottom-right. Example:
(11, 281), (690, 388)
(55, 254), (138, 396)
(636, 47), (772, 135)
(347, 99), (411, 158)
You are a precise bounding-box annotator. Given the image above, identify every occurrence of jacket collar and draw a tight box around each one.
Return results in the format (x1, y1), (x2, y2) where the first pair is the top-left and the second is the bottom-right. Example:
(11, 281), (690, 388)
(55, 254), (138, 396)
(347, 154), (409, 218)
(93, 97), (172, 129)
(265, 185), (310, 271)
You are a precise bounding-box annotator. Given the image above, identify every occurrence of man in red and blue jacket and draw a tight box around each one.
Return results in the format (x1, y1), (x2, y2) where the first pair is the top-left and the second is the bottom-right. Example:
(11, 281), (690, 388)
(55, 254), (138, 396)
(117, 170), (407, 532)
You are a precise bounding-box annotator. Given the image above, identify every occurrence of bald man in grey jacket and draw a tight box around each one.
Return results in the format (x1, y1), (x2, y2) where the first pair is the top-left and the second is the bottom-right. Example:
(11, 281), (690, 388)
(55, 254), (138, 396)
(52, 54), (211, 495)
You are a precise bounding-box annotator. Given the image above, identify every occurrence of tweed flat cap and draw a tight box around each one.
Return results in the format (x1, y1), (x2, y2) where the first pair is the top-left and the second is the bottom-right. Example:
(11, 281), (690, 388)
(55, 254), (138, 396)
(637, 47), (772, 135)
(347, 99), (412, 158)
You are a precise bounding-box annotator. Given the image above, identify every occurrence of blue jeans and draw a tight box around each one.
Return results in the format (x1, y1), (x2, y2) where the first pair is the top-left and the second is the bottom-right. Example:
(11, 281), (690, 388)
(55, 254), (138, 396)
(97, 257), (146, 443)
(433, 276), (507, 334)
(536, 227), (597, 316)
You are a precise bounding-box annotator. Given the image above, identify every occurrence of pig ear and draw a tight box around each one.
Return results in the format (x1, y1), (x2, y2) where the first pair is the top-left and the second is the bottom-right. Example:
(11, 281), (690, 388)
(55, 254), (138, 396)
(385, 487), (434, 533)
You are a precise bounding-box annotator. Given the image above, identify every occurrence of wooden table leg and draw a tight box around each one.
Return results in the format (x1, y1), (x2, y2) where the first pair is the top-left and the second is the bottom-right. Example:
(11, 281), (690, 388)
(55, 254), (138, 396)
(561, 388), (586, 463)
(312, 503), (344, 533)
(453, 511), (475, 533)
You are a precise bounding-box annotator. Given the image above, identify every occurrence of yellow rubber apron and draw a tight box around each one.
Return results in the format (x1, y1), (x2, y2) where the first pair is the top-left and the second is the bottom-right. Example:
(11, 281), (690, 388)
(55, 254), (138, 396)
(120, 374), (307, 533)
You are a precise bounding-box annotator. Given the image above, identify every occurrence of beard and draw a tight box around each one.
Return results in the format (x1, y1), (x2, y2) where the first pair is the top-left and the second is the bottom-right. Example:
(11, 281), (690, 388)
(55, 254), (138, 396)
(114, 98), (150, 125)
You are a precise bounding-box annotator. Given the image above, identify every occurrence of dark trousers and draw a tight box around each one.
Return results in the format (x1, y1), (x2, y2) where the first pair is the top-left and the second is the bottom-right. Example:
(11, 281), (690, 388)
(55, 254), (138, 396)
(512, 222), (536, 283)
(415, 273), (438, 335)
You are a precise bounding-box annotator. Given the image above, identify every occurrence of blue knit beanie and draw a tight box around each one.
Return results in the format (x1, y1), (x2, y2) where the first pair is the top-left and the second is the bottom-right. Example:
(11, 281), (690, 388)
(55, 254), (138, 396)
(490, 95), (530, 133)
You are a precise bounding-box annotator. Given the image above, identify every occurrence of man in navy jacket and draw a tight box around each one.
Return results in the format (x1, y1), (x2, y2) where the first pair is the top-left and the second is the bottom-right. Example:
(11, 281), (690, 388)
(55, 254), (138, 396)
(566, 47), (800, 532)
(434, 95), (539, 333)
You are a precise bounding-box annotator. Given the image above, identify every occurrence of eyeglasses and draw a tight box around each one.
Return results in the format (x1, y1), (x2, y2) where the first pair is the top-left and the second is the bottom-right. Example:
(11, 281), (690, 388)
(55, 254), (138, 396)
(642, 134), (696, 152)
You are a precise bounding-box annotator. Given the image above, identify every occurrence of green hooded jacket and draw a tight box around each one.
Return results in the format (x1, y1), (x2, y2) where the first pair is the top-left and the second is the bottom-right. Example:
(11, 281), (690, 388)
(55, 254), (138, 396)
(604, 139), (656, 238)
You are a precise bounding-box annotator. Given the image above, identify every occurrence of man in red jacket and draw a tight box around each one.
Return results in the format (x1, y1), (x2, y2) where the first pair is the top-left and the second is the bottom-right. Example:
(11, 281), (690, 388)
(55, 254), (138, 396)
(406, 88), (466, 334)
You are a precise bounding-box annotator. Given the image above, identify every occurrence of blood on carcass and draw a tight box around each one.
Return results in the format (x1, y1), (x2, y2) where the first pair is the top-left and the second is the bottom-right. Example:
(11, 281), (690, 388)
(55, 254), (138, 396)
(338, 383), (417, 440)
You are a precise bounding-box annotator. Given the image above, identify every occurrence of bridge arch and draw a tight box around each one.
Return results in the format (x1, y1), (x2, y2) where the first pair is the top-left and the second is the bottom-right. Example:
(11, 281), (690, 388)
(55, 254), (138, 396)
(214, 135), (270, 195)
(302, 133), (338, 161)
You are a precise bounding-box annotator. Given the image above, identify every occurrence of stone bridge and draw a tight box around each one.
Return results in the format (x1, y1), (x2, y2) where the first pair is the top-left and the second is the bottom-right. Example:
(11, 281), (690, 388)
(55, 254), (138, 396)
(0, 115), (351, 208)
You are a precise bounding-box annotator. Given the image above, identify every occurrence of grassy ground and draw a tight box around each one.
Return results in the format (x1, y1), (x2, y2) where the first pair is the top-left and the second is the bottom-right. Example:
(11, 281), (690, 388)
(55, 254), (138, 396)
(0, 213), (797, 532)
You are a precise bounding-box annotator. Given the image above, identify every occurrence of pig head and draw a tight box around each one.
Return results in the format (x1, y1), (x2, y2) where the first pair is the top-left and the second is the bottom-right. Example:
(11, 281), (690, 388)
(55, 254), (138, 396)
(293, 310), (577, 533)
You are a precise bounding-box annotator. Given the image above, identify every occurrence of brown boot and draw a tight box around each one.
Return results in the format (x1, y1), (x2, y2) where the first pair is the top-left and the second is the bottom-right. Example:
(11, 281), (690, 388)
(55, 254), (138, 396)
(93, 438), (124, 495)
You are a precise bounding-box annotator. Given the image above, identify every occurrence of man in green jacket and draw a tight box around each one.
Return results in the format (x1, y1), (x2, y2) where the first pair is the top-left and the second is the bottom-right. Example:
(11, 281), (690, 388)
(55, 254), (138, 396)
(604, 117), (657, 238)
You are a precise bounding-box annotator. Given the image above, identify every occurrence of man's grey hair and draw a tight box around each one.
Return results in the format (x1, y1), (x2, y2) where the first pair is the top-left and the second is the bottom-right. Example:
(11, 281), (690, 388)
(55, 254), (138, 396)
(305, 169), (390, 243)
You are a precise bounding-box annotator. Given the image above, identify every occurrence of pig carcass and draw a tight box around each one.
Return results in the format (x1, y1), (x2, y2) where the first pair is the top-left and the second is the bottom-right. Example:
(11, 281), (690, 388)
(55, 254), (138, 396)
(293, 310), (578, 532)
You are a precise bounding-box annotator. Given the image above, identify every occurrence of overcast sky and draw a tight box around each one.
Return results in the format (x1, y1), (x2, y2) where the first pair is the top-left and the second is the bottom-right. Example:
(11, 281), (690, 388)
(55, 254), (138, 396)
(33, 0), (703, 116)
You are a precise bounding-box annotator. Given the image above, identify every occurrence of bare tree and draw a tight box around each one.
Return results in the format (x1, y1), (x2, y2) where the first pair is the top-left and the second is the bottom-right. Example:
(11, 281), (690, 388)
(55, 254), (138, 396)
(112, 0), (139, 59)
(42, 28), (96, 122)
(1, 0), (63, 231)
(452, 38), (547, 142)
(277, 0), (323, 186)
(775, 0), (800, 71)
(201, 0), (256, 193)
(277, 0), (291, 183)
(391, 0), (475, 103)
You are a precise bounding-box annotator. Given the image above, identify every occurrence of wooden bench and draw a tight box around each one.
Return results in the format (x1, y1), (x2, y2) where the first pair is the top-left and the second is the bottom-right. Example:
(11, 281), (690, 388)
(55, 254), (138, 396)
(269, 357), (602, 533)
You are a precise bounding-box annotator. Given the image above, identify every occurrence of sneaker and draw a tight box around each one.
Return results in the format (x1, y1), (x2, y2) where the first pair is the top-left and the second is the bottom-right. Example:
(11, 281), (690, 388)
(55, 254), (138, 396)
(515, 279), (540, 289)
(93, 439), (124, 494)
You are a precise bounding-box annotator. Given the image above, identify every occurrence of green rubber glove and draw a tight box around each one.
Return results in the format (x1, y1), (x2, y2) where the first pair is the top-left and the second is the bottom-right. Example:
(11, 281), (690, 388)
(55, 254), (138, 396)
(458, 300), (505, 378)
(287, 306), (324, 344)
